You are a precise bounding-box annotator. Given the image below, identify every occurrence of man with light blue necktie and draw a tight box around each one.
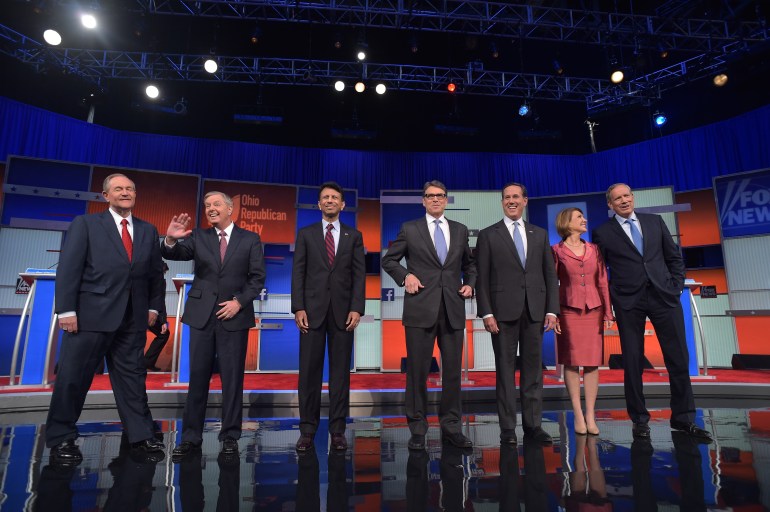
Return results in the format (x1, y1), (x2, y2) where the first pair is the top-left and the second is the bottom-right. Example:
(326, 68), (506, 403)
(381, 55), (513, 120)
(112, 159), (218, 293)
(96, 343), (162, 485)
(382, 180), (477, 451)
(475, 182), (559, 446)
(592, 183), (712, 443)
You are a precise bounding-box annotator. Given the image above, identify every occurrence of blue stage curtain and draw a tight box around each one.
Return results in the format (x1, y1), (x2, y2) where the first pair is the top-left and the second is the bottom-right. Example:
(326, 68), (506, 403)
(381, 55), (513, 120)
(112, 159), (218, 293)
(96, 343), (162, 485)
(2, 96), (769, 197)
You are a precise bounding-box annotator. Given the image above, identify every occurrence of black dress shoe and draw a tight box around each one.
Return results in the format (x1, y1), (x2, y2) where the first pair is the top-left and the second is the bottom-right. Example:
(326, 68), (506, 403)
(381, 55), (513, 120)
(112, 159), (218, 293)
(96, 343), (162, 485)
(330, 433), (348, 451)
(670, 420), (713, 442)
(296, 434), (314, 452)
(131, 438), (165, 452)
(129, 448), (166, 464)
(500, 430), (518, 445)
(408, 434), (426, 451)
(50, 439), (83, 466)
(220, 436), (239, 455)
(523, 427), (553, 445)
(172, 441), (201, 459)
(442, 431), (473, 448)
(632, 423), (651, 439)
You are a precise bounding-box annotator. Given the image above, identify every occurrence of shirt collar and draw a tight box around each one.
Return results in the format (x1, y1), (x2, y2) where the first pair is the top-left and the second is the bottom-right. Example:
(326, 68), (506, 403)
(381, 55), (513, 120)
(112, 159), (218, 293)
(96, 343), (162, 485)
(503, 216), (524, 228)
(614, 212), (639, 225)
(426, 213), (447, 225)
(108, 207), (132, 226)
(217, 222), (235, 237)
(323, 219), (340, 231)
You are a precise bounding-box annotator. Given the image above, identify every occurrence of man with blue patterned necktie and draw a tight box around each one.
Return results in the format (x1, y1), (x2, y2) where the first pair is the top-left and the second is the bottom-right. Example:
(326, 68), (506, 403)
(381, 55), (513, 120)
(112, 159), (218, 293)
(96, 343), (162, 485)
(592, 183), (712, 443)
(382, 180), (477, 451)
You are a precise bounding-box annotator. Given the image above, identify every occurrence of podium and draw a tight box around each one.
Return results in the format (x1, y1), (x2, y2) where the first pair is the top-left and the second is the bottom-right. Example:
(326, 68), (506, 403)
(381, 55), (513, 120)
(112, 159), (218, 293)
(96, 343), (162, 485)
(682, 279), (712, 378)
(169, 275), (194, 385)
(7, 269), (59, 387)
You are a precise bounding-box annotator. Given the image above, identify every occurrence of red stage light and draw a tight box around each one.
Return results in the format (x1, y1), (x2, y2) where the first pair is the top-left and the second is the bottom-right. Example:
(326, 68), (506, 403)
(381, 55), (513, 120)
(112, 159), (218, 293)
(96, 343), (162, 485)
(447, 83), (456, 93)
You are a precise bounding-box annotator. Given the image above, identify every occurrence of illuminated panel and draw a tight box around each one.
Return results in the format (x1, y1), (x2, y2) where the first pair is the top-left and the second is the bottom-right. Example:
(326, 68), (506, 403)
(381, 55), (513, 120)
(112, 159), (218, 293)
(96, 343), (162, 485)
(90, 166), (200, 232)
(202, 180), (296, 244)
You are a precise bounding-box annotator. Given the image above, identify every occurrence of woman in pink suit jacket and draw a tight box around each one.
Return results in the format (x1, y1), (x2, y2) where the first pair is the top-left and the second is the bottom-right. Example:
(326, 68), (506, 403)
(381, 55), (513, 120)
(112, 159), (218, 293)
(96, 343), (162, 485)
(552, 207), (614, 436)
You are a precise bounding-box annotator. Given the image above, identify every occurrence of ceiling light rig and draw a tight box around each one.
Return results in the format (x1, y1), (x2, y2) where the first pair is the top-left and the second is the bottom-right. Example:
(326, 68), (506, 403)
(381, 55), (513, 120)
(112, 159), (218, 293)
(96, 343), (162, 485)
(375, 83), (386, 95)
(43, 29), (61, 46)
(653, 111), (668, 126)
(204, 58), (218, 73)
(518, 101), (530, 117)
(145, 84), (160, 99)
(80, 13), (97, 30)
(334, 81), (345, 92)
(713, 73), (729, 87)
(354, 81), (365, 93)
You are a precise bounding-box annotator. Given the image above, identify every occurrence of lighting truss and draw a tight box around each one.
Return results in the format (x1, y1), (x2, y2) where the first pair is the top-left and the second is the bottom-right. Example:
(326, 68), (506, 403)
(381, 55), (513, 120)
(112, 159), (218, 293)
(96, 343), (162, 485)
(0, 23), (661, 105)
(123, 0), (768, 52)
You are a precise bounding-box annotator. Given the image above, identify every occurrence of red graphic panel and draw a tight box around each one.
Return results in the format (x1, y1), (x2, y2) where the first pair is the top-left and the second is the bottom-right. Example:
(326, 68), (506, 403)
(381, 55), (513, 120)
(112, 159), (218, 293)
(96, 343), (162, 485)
(89, 167), (200, 233)
(202, 180), (297, 243)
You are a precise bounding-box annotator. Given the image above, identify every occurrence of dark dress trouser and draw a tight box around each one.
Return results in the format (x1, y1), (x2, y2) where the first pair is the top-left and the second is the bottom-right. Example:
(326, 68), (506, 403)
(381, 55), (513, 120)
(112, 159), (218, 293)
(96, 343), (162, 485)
(404, 298), (464, 436)
(181, 310), (248, 444)
(298, 308), (354, 436)
(614, 285), (695, 425)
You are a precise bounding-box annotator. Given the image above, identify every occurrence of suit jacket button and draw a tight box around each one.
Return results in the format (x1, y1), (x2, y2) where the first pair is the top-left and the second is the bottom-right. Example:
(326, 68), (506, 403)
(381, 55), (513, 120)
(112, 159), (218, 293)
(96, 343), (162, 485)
(581, 283), (585, 286)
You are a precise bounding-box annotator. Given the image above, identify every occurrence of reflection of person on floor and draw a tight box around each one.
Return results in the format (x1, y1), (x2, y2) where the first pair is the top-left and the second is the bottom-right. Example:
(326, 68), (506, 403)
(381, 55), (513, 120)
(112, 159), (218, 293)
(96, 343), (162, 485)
(35, 465), (76, 512)
(672, 431), (706, 511)
(498, 444), (521, 511)
(328, 450), (349, 511)
(295, 448), (320, 512)
(552, 207), (614, 436)
(440, 445), (468, 512)
(179, 451), (241, 512)
(562, 434), (611, 511)
(144, 262), (171, 371)
(522, 442), (549, 510)
(406, 449), (429, 512)
(103, 449), (159, 511)
(630, 438), (657, 511)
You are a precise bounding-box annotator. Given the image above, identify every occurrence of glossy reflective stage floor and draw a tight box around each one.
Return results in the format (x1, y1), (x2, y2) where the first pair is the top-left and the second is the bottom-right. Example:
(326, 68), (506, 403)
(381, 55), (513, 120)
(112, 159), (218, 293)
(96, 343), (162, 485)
(2, 403), (770, 511)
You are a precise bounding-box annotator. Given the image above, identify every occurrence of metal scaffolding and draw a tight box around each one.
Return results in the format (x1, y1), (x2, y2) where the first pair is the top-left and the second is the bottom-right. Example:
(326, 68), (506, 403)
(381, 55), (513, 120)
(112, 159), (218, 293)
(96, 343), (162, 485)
(127, 0), (767, 52)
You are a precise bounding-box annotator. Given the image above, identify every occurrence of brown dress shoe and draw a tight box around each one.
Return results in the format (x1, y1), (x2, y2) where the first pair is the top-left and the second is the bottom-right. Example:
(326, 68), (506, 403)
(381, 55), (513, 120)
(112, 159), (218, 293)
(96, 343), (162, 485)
(296, 433), (314, 452)
(330, 433), (348, 451)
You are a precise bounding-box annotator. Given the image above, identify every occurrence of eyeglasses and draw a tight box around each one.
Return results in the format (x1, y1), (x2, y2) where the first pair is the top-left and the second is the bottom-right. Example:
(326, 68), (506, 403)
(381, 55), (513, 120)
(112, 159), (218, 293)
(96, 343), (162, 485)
(423, 193), (447, 199)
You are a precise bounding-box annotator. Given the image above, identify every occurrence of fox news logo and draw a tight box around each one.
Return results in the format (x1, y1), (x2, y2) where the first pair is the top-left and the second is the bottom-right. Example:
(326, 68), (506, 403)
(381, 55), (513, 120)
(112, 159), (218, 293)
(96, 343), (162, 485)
(718, 175), (770, 238)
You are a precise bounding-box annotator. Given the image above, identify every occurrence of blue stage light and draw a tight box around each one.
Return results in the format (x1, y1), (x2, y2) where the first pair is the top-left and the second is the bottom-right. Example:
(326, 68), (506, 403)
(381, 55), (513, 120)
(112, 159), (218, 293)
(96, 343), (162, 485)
(518, 103), (530, 116)
(654, 112), (667, 126)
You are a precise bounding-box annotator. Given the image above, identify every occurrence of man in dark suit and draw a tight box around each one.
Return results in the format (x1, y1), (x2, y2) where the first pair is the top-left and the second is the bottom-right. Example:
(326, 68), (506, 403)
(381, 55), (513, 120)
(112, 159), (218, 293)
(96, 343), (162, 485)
(46, 173), (165, 466)
(162, 191), (266, 459)
(292, 182), (366, 452)
(144, 262), (170, 371)
(592, 183), (711, 442)
(382, 180), (476, 451)
(475, 182), (559, 445)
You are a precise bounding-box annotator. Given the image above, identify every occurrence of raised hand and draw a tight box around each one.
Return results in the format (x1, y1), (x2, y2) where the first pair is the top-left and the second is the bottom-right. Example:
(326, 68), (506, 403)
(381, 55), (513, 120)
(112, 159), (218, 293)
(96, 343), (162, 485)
(167, 213), (192, 241)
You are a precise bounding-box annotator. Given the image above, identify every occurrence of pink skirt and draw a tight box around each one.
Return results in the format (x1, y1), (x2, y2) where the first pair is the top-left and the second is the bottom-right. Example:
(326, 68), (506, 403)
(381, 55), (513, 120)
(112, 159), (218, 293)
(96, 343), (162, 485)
(557, 306), (604, 367)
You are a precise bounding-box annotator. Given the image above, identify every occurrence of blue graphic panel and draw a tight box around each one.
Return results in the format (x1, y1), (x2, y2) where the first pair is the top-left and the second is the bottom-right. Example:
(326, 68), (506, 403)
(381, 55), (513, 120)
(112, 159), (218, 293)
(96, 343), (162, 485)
(259, 319), (300, 371)
(380, 190), (425, 248)
(7, 157), (91, 189)
(714, 168), (770, 238)
(263, 244), (293, 294)
(297, 185), (358, 208)
(527, 192), (608, 246)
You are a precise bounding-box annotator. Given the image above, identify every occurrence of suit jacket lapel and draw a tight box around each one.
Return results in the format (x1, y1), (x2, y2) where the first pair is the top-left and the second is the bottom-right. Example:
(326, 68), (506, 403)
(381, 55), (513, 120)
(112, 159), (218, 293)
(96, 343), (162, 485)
(207, 227), (222, 267)
(313, 222), (332, 270)
(222, 226), (243, 268)
(131, 220), (145, 265)
(334, 224), (353, 270)
(609, 218), (640, 255)
(100, 210), (130, 263)
(495, 220), (524, 268)
(417, 219), (442, 266)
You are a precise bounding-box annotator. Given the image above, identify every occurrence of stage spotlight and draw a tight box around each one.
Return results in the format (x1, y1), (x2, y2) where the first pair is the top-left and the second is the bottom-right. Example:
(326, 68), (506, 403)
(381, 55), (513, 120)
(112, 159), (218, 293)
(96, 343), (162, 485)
(553, 59), (564, 75)
(333, 32), (342, 49)
(653, 111), (667, 126)
(409, 35), (419, 53)
(145, 85), (160, 99)
(375, 83), (386, 95)
(447, 82), (456, 93)
(610, 69), (624, 83)
(357, 50), (366, 61)
(355, 81), (365, 93)
(250, 26), (263, 44)
(334, 80), (345, 92)
(713, 73), (728, 87)
(518, 102), (530, 117)
(43, 29), (61, 46)
(81, 13), (97, 29)
(204, 59), (218, 73)
(490, 42), (499, 59)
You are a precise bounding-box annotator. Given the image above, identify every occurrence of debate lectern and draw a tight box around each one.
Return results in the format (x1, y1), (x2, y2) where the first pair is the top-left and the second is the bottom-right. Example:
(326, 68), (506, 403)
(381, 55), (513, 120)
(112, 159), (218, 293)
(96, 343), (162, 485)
(7, 269), (58, 387)
(169, 275), (194, 385)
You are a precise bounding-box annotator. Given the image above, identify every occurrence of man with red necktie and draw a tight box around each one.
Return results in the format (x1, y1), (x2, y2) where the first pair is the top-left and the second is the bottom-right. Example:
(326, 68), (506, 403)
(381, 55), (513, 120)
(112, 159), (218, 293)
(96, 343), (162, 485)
(47, 173), (166, 466)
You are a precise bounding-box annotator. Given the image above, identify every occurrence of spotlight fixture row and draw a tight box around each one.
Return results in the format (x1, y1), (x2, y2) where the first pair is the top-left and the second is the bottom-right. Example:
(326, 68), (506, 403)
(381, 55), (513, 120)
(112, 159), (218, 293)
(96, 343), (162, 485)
(333, 81), (387, 94)
(43, 12), (98, 46)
